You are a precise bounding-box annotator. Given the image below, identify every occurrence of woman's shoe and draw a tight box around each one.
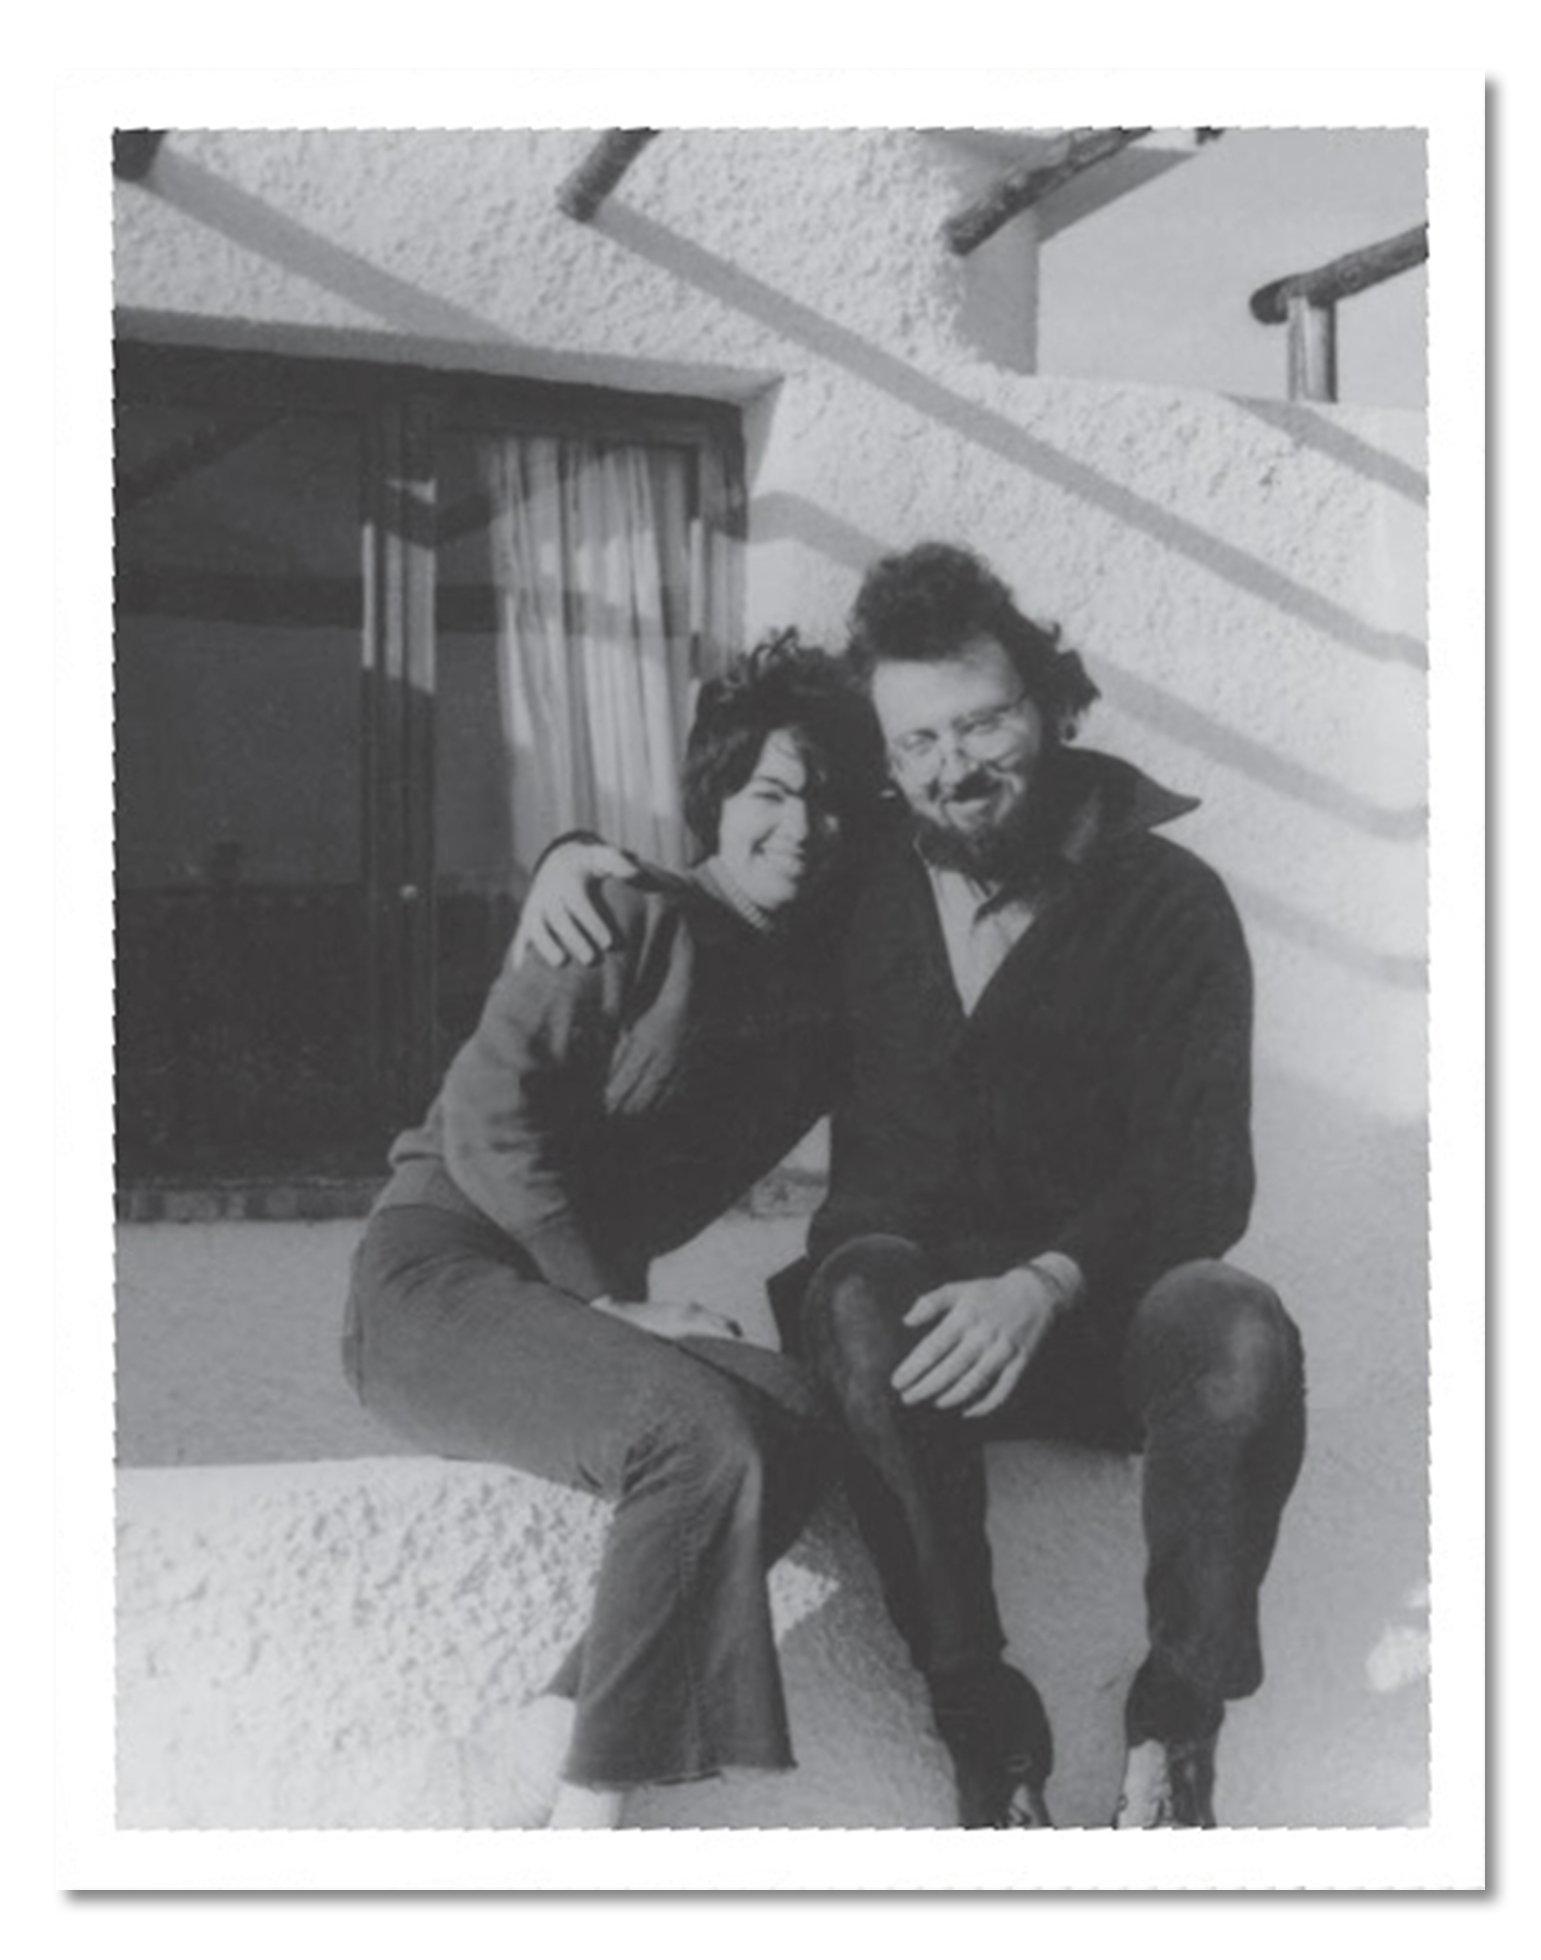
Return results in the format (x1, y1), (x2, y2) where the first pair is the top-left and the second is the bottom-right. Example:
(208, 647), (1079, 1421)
(463, 1695), (575, 1828)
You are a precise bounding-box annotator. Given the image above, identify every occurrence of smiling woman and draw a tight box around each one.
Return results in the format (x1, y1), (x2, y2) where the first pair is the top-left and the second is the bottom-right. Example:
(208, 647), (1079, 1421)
(340, 633), (888, 1829)
(687, 638), (879, 920)
(710, 731), (831, 917)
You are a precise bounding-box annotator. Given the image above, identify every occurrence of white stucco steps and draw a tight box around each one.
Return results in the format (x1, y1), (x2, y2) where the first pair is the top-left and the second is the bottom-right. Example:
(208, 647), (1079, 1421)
(116, 1448), (1151, 1831)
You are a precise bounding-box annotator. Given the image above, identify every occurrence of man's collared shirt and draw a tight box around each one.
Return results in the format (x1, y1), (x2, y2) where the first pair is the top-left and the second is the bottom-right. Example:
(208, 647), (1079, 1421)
(916, 772), (1104, 1016)
(922, 861), (1040, 1017)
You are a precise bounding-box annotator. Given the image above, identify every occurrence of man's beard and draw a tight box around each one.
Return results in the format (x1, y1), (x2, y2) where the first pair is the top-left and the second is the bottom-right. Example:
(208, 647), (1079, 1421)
(910, 758), (1064, 885)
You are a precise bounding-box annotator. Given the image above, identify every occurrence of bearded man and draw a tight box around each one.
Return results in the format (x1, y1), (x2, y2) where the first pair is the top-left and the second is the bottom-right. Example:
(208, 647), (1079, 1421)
(517, 543), (1306, 1830)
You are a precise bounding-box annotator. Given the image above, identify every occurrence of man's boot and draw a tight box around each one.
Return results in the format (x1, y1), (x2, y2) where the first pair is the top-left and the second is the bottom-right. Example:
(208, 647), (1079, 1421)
(931, 1661), (1053, 1829)
(1113, 1657), (1223, 1827)
(1112, 1731), (1219, 1828)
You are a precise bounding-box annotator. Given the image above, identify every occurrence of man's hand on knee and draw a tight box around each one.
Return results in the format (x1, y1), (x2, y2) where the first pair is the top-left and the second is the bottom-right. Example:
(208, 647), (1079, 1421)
(891, 1270), (1067, 1418)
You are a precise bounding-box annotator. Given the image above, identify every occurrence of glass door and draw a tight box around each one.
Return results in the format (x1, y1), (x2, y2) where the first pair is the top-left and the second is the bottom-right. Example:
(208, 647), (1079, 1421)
(114, 341), (743, 1184)
(114, 385), (377, 1177)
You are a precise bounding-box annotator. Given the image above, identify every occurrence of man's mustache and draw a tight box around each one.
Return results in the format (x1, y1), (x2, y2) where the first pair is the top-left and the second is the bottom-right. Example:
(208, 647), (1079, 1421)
(939, 769), (998, 805)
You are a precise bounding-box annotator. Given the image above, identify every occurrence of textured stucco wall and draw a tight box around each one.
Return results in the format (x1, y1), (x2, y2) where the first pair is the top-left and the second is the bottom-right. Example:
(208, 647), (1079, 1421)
(113, 129), (1429, 1829)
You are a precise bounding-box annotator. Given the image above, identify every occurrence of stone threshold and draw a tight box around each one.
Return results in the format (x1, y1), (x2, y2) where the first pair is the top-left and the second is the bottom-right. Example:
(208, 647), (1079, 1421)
(117, 1178), (386, 1223)
(117, 1167), (827, 1225)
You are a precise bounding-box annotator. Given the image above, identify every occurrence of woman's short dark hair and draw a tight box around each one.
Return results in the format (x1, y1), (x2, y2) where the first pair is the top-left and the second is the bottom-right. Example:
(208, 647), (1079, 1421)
(846, 542), (1101, 735)
(682, 630), (887, 855)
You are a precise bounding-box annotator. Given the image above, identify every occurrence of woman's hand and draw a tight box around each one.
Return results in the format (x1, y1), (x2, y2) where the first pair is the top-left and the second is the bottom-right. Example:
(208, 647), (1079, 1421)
(513, 841), (642, 969)
(591, 1296), (746, 1342)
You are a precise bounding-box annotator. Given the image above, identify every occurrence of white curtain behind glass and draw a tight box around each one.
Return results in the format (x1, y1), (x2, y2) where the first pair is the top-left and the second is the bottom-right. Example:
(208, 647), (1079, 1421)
(480, 436), (695, 869)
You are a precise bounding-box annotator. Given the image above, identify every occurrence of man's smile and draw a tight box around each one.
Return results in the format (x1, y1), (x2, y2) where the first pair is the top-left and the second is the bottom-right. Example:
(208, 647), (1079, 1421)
(936, 775), (1006, 823)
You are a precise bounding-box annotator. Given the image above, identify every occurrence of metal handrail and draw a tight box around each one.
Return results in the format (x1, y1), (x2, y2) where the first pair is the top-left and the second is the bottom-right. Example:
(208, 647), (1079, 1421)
(1249, 224), (1427, 402)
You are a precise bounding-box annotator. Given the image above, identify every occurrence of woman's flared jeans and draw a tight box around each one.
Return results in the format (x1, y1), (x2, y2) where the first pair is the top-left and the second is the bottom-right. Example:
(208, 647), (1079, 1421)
(343, 1205), (832, 1792)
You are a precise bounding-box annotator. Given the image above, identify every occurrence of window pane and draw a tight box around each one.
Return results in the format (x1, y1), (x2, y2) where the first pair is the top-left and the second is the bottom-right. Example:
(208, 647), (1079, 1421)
(115, 398), (374, 1177)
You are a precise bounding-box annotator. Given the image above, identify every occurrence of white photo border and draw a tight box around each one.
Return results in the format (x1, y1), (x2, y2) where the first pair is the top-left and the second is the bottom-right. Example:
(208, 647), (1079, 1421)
(55, 63), (1486, 1894)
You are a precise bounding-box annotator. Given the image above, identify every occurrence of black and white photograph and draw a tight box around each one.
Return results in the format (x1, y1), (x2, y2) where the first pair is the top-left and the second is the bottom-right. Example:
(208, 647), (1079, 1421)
(50, 61), (1486, 1896)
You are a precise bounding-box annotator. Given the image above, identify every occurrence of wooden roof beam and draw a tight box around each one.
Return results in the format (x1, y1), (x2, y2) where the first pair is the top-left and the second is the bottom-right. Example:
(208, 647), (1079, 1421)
(943, 126), (1157, 257)
(113, 130), (168, 182)
(557, 130), (659, 223)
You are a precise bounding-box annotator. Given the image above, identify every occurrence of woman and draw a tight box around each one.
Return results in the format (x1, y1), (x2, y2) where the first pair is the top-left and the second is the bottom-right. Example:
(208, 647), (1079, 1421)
(342, 633), (884, 1828)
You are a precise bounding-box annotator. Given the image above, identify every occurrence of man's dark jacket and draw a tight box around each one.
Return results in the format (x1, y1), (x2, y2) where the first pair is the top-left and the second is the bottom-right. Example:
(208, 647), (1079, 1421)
(796, 747), (1256, 1344)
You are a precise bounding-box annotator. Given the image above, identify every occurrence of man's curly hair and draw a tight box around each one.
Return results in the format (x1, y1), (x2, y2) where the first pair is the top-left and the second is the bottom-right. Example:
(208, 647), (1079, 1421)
(682, 629), (887, 855)
(846, 542), (1101, 736)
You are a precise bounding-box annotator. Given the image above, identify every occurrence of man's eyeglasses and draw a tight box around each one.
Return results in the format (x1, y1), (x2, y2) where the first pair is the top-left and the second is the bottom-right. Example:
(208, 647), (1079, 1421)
(886, 694), (1034, 777)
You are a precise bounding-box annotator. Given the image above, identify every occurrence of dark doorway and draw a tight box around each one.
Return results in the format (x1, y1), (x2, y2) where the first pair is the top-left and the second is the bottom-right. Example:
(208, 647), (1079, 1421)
(114, 338), (743, 1188)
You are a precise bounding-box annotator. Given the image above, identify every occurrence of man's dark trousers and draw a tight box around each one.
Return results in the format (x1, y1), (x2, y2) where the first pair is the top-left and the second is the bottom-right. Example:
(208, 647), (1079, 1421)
(800, 1234), (1306, 1771)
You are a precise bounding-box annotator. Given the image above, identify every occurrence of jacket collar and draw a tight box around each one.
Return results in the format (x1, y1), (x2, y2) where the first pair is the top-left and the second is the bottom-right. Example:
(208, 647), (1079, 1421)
(1054, 748), (1200, 865)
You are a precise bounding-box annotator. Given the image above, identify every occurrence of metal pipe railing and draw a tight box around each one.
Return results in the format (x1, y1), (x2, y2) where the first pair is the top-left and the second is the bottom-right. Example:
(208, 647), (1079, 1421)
(1250, 224), (1428, 402)
(113, 130), (167, 182)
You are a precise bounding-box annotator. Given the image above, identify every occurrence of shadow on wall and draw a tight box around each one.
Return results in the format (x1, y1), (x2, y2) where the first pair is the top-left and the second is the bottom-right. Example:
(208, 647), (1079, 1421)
(596, 203), (1426, 672)
(1231, 397), (1426, 506)
(1232, 878), (1424, 992)
(1102, 665), (1425, 844)
(146, 150), (528, 345)
(136, 152), (775, 399)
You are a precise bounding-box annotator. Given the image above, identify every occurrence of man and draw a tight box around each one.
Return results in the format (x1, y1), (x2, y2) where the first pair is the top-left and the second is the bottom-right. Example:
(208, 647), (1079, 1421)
(517, 543), (1306, 1829)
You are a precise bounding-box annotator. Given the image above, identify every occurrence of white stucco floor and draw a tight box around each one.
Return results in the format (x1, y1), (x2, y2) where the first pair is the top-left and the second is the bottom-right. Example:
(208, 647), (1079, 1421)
(114, 1217), (1429, 1831)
